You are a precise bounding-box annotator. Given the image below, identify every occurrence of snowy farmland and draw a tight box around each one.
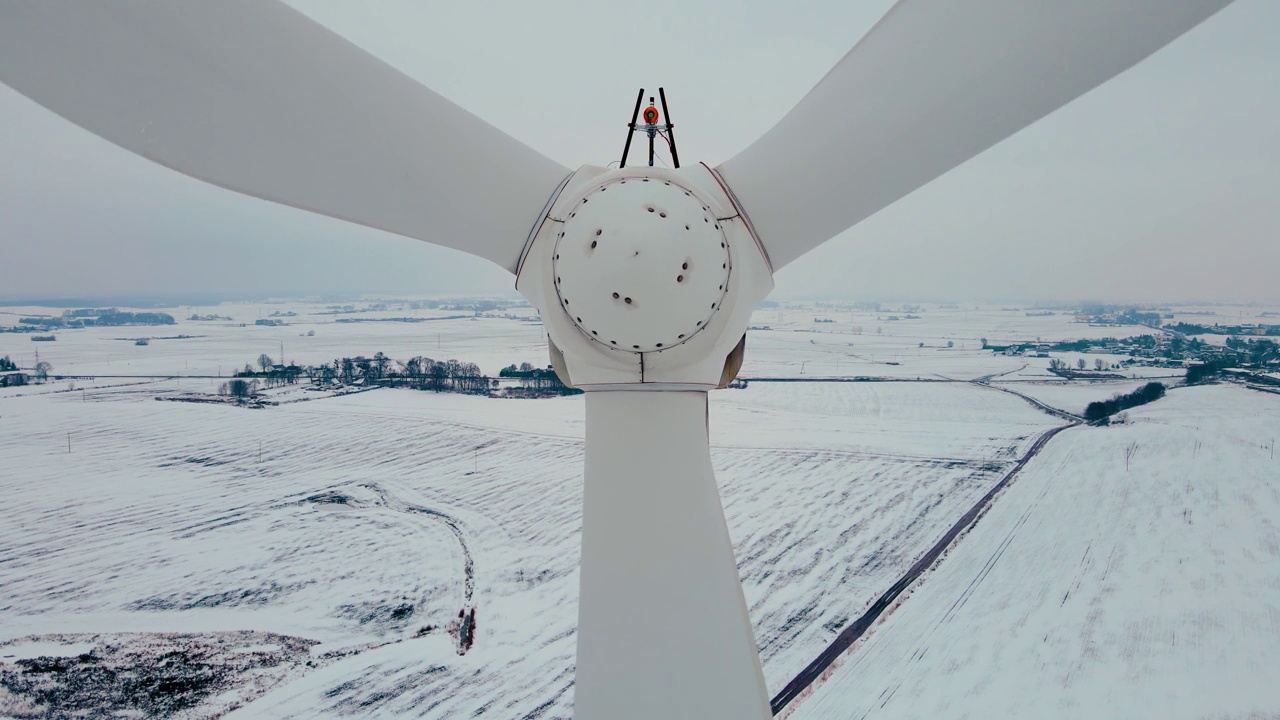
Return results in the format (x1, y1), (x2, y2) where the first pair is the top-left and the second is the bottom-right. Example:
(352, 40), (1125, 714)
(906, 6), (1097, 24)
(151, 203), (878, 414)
(796, 385), (1280, 719)
(1, 299), (1278, 718)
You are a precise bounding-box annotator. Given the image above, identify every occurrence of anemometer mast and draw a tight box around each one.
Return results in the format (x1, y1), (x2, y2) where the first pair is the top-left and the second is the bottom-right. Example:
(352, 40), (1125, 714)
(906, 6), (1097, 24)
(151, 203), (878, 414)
(619, 87), (680, 169)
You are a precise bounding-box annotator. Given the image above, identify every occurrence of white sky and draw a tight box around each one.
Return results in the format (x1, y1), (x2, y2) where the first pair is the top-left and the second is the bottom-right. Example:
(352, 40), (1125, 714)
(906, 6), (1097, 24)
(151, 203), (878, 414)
(1, 0), (1277, 304)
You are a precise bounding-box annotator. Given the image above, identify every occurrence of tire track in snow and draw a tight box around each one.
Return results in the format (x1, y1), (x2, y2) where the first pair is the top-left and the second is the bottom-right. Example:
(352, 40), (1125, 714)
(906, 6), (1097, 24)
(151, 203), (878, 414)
(346, 483), (478, 654)
(361, 483), (474, 607)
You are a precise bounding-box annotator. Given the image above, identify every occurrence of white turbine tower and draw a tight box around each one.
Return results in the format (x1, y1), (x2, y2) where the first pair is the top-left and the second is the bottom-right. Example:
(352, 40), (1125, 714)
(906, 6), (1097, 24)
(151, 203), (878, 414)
(0, 2), (1234, 717)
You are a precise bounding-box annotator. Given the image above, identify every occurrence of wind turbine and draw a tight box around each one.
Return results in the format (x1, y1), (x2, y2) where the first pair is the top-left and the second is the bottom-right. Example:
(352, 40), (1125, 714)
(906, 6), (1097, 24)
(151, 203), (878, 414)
(0, 2), (1234, 718)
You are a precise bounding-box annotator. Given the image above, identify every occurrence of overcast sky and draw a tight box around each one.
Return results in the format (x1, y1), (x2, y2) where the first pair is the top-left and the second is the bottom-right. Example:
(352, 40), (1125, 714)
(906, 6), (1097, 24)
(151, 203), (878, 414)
(2, 0), (1277, 305)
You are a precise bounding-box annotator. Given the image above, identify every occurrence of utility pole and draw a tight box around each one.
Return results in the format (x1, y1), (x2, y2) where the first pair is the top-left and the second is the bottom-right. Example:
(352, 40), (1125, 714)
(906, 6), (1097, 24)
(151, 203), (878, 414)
(67, 431), (71, 453)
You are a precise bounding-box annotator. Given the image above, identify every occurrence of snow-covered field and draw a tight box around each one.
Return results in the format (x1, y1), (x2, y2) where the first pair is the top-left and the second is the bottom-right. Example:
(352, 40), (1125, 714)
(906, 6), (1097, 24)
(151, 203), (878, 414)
(1, 300), (1277, 718)
(1, 298), (549, 380)
(0, 300), (1180, 383)
(0, 379), (1053, 718)
(797, 385), (1280, 719)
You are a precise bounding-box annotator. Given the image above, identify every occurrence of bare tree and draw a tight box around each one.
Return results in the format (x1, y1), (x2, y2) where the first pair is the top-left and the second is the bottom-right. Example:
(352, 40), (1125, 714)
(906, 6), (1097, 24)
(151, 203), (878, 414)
(228, 378), (256, 402)
(429, 362), (448, 392)
(258, 354), (274, 373)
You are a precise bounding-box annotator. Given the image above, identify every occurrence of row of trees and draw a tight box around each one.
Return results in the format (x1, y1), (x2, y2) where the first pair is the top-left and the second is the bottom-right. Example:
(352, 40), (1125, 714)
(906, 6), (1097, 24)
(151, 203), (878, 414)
(1084, 382), (1166, 424)
(227, 353), (575, 396)
(1167, 322), (1280, 337)
(499, 363), (574, 391)
(1049, 357), (1120, 372)
(21, 309), (176, 329)
(1185, 362), (1227, 385)
(394, 356), (491, 393)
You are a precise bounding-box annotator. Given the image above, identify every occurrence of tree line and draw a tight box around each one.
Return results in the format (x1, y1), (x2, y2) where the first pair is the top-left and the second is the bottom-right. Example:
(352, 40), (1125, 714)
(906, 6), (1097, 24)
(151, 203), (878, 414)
(1084, 382), (1166, 424)
(224, 352), (576, 398)
(499, 363), (574, 392)
(1166, 322), (1279, 337)
(18, 309), (176, 329)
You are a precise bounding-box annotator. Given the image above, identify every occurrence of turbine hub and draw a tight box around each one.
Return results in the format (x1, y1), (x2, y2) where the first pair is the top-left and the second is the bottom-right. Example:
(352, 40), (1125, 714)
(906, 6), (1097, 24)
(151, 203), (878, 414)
(552, 177), (730, 353)
(516, 164), (774, 389)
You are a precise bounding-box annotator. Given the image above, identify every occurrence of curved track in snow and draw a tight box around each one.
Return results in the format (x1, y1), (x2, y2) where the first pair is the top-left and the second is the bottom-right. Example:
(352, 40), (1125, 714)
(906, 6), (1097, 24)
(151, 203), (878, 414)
(361, 483), (475, 607)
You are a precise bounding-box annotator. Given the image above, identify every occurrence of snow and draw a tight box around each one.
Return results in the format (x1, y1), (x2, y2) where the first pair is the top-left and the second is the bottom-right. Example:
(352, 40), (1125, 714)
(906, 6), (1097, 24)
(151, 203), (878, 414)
(2, 299), (1277, 718)
(794, 384), (1280, 719)
(0, 378), (1052, 717)
(1, 299), (549, 380)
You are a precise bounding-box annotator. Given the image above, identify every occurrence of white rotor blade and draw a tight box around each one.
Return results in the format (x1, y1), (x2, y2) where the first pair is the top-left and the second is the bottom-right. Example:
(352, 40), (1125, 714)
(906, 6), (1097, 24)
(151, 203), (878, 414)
(0, 1), (569, 272)
(577, 391), (770, 720)
(717, 0), (1233, 270)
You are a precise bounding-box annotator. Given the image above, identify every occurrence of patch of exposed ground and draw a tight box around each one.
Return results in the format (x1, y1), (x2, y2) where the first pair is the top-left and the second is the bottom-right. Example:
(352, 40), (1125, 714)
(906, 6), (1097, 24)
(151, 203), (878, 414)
(0, 630), (318, 719)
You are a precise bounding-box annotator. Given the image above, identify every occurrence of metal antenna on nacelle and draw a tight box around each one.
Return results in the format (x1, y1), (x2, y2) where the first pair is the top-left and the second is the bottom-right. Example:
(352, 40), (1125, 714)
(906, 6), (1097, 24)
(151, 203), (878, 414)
(659, 87), (680, 168)
(618, 87), (680, 170)
(646, 96), (656, 167)
(618, 88), (643, 169)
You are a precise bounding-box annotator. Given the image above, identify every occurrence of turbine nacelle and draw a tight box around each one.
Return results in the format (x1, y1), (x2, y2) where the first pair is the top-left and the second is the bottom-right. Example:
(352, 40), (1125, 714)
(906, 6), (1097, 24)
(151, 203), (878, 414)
(517, 164), (773, 390)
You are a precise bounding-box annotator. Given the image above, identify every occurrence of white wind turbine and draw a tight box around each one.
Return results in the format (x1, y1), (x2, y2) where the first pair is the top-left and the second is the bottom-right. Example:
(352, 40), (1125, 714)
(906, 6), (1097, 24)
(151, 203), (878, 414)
(0, 2), (1234, 718)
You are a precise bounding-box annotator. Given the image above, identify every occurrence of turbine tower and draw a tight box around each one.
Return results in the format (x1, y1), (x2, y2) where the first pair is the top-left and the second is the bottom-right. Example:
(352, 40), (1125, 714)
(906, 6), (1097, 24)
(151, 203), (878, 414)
(0, 2), (1234, 717)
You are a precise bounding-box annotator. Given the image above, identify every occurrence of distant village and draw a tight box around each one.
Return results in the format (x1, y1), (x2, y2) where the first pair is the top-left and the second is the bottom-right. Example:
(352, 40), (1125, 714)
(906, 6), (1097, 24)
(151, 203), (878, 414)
(984, 306), (1279, 380)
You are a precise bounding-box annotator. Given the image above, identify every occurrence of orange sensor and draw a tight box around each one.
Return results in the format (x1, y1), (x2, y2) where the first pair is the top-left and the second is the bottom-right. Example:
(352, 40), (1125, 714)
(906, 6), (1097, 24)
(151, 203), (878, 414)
(643, 105), (659, 124)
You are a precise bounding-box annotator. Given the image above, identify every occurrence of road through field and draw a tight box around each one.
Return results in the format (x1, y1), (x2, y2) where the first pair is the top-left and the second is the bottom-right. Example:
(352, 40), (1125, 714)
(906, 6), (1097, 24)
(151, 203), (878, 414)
(770, 418), (1075, 714)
